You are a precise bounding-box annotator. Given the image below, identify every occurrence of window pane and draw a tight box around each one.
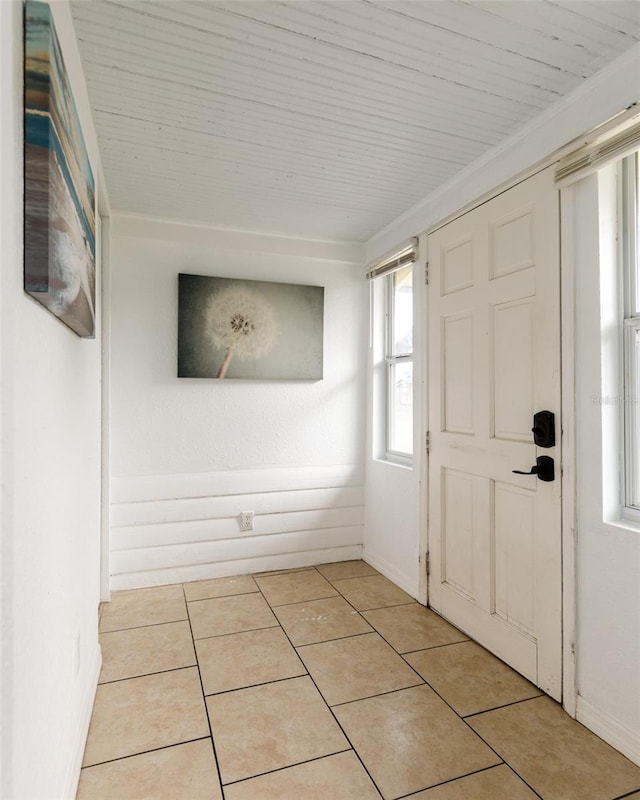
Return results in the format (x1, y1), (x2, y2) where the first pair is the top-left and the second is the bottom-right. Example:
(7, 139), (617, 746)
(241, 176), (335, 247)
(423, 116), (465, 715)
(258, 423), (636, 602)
(389, 361), (413, 455)
(391, 266), (413, 355)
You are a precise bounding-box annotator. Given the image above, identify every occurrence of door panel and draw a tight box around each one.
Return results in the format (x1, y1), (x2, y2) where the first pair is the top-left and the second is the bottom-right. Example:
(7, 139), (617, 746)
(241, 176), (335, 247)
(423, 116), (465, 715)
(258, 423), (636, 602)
(428, 167), (562, 699)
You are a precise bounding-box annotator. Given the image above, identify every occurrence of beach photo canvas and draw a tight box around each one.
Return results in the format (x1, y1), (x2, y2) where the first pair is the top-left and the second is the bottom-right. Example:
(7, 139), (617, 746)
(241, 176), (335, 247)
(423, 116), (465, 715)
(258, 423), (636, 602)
(178, 274), (324, 381)
(24, 0), (96, 337)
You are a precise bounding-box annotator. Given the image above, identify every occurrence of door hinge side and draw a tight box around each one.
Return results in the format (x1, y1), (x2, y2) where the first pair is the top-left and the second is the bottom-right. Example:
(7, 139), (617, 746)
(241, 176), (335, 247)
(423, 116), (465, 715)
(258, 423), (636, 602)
(425, 431), (431, 454)
(425, 552), (430, 576)
(424, 261), (429, 285)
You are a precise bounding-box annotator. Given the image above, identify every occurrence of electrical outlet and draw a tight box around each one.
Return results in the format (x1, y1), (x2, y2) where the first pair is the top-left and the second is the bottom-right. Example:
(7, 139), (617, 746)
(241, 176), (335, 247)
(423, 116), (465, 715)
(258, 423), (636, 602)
(240, 511), (254, 532)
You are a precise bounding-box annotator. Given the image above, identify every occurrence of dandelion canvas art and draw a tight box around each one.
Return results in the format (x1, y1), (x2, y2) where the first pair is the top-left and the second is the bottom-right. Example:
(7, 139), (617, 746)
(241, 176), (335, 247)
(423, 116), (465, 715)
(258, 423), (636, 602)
(24, 0), (96, 337)
(178, 274), (324, 381)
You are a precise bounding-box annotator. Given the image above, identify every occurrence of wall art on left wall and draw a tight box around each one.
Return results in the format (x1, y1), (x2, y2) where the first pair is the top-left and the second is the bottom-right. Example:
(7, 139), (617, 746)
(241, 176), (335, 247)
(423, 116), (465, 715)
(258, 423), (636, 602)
(24, 0), (96, 337)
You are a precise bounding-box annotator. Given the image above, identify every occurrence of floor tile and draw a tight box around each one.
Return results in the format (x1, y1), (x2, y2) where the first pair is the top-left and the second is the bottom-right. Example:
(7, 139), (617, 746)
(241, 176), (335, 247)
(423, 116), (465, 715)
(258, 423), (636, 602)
(405, 640), (541, 716)
(77, 739), (222, 800)
(252, 566), (317, 578)
(99, 585), (187, 633)
(316, 560), (380, 581)
(187, 592), (277, 640)
(255, 570), (338, 606)
(184, 574), (258, 602)
(333, 684), (500, 800)
(196, 626), (306, 695)
(409, 764), (538, 799)
(362, 604), (468, 653)
(273, 596), (373, 646)
(82, 667), (209, 767)
(99, 621), (196, 683)
(468, 696), (640, 800)
(298, 632), (423, 706)
(332, 575), (414, 611)
(206, 676), (349, 784)
(224, 751), (381, 800)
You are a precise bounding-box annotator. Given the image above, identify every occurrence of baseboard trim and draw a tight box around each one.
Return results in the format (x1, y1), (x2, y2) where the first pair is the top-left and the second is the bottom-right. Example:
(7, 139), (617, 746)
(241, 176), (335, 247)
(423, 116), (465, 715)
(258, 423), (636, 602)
(111, 545), (364, 590)
(62, 643), (102, 799)
(576, 695), (640, 766)
(362, 550), (419, 600)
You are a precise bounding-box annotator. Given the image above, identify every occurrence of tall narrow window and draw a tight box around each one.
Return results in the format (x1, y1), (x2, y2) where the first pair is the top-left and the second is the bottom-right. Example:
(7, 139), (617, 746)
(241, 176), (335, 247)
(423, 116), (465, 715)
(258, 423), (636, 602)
(623, 151), (640, 512)
(386, 266), (413, 461)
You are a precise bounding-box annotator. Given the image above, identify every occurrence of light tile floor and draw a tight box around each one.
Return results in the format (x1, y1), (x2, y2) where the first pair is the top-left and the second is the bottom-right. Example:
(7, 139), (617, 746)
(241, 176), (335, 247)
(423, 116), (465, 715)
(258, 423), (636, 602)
(78, 562), (640, 800)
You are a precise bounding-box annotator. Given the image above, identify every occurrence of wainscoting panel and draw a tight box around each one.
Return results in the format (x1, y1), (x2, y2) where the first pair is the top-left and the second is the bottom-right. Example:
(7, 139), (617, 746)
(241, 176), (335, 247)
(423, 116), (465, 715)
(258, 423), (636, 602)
(110, 465), (365, 590)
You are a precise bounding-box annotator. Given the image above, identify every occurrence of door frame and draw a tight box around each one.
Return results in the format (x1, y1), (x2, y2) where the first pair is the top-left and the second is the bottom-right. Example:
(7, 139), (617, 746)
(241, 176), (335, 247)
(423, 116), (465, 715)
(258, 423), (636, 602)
(420, 169), (578, 718)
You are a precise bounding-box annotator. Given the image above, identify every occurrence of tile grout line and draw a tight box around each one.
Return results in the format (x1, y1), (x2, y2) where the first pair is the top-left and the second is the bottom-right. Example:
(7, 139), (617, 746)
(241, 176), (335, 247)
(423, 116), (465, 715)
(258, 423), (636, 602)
(398, 637), (471, 655)
(221, 747), (353, 788)
(461, 694), (546, 720)
(364, 603), (552, 797)
(324, 584), (546, 799)
(458, 702), (545, 799)
(81, 735), (212, 771)
(369, 623), (545, 800)
(251, 578), (387, 799)
(392, 762), (532, 799)
(98, 662), (198, 687)
(99, 616), (189, 635)
(293, 629), (378, 650)
(185, 590), (260, 605)
(344, 603), (540, 797)
(181, 583), (227, 800)
(192, 623), (281, 642)
(202, 670), (310, 700)
(267, 592), (340, 608)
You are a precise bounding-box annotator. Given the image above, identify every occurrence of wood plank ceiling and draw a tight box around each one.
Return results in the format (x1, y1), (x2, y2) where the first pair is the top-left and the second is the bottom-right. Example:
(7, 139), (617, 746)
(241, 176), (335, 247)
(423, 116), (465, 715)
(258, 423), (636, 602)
(71, 0), (640, 242)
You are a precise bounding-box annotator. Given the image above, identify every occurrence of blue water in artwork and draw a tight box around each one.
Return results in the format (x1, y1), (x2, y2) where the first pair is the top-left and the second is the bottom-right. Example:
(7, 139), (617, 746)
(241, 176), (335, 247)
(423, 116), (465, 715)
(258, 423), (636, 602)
(25, 112), (96, 257)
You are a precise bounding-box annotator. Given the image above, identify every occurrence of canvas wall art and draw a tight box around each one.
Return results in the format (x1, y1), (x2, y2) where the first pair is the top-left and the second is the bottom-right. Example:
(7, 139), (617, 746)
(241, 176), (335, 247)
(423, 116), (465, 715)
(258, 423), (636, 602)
(178, 274), (324, 380)
(24, 0), (96, 337)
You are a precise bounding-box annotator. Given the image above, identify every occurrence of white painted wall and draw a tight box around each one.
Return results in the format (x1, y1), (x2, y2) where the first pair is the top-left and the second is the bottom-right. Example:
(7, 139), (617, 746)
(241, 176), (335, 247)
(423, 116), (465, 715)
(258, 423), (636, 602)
(571, 170), (640, 765)
(363, 235), (426, 598)
(109, 215), (366, 588)
(0, 2), (104, 797)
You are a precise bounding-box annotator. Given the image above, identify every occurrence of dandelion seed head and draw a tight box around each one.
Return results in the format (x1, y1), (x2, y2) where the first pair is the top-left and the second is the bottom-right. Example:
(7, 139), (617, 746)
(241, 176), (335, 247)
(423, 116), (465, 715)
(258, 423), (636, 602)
(206, 285), (279, 361)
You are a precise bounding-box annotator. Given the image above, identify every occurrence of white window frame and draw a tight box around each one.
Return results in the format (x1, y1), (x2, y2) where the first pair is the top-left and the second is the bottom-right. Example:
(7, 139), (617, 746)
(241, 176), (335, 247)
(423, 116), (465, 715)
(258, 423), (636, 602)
(622, 152), (640, 520)
(384, 268), (413, 465)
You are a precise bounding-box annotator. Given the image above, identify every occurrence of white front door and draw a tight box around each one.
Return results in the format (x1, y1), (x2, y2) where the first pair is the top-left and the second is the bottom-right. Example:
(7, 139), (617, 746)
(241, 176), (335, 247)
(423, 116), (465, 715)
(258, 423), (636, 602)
(427, 167), (562, 699)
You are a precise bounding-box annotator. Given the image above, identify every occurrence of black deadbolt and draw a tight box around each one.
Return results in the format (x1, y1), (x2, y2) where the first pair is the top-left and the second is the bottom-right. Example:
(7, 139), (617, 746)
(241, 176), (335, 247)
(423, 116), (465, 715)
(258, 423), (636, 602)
(532, 410), (555, 448)
(513, 455), (555, 482)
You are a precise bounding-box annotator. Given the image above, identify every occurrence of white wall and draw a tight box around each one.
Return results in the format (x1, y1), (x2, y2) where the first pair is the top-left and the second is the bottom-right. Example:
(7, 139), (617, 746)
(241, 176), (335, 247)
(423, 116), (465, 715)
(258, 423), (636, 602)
(0, 2), (104, 798)
(108, 215), (366, 589)
(572, 170), (640, 765)
(363, 235), (426, 598)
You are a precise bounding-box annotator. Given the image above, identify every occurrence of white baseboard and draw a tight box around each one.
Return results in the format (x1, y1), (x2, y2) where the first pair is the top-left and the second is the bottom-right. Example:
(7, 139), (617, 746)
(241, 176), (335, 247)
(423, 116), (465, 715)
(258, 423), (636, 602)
(111, 545), (364, 590)
(62, 643), (102, 799)
(576, 695), (640, 766)
(362, 549), (419, 600)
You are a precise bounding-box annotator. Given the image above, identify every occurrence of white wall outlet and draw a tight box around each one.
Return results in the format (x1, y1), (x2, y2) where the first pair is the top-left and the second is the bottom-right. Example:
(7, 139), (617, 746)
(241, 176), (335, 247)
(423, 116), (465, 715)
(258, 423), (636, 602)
(240, 511), (254, 532)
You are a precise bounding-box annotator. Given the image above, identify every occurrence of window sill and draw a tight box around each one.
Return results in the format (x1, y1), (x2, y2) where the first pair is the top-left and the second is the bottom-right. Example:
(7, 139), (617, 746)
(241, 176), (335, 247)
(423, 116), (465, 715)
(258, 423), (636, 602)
(606, 515), (640, 535)
(373, 456), (414, 471)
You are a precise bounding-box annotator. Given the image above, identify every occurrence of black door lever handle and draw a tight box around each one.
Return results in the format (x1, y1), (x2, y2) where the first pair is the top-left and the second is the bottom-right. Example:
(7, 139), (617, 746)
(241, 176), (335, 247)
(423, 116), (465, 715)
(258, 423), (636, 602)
(512, 455), (554, 482)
